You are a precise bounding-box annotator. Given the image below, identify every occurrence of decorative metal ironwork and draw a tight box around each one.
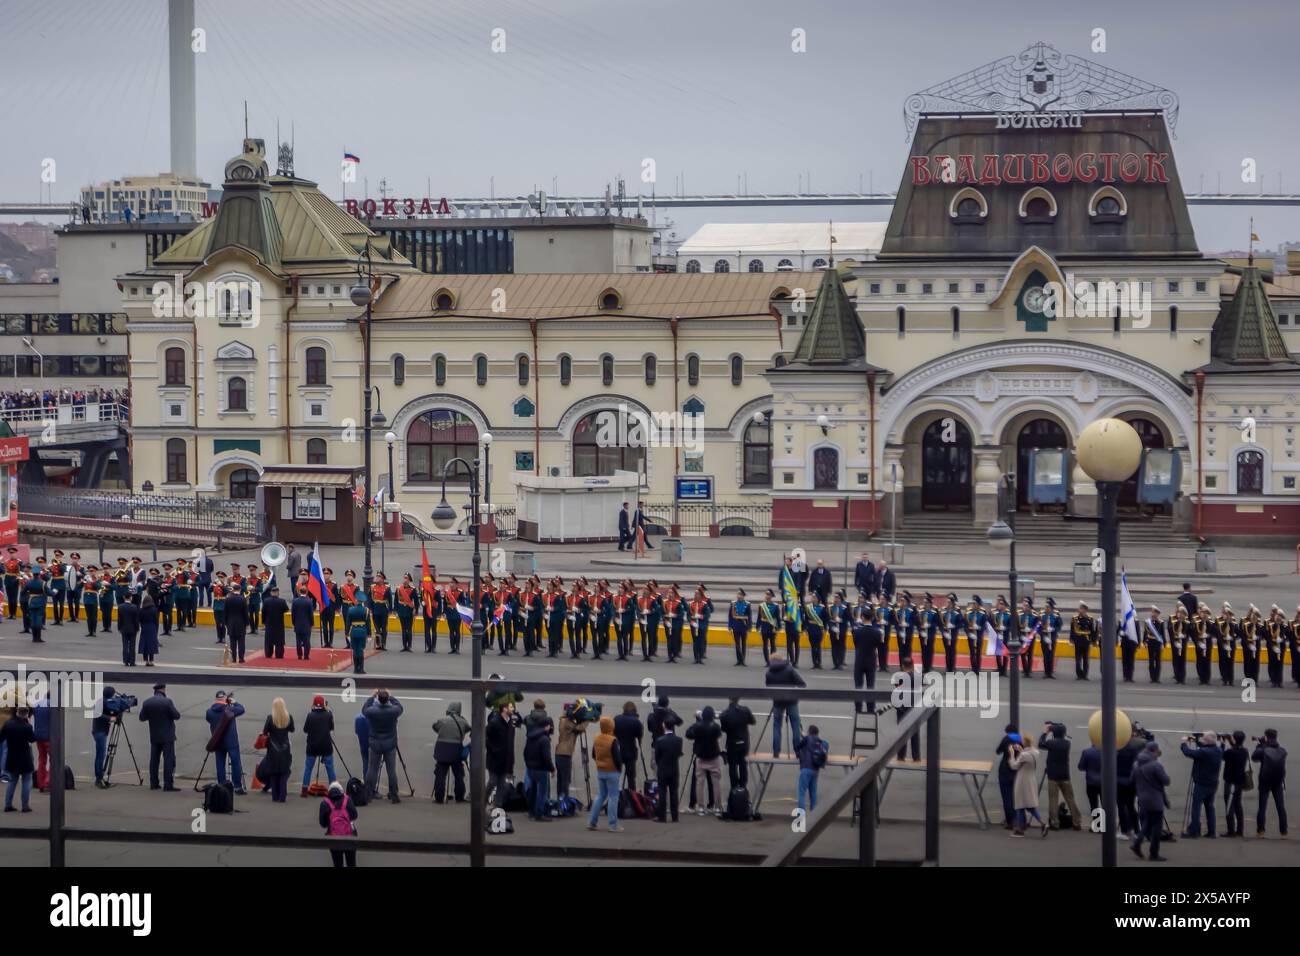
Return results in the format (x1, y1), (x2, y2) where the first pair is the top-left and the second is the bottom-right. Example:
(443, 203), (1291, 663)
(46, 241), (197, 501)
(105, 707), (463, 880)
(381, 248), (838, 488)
(903, 41), (1179, 138)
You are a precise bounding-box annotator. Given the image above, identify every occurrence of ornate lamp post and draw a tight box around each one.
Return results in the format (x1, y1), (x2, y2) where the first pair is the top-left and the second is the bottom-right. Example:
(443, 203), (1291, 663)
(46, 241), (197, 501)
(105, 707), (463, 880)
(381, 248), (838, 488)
(349, 244), (387, 601)
(1075, 417), (1143, 868)
(986, 473), (1020, 727)
(430, 431), (493, 866)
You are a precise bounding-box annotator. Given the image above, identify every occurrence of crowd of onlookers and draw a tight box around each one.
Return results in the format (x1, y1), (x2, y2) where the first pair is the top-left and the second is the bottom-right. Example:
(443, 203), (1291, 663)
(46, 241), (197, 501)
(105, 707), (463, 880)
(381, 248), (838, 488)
(0, 388), (130, 412)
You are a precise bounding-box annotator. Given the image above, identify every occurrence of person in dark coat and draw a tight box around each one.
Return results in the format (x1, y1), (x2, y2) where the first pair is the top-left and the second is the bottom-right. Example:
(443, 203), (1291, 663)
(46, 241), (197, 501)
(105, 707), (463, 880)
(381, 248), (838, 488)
(808, 560), (833, 604)
(613, 702), (644, 789)
(1116, 730), (1145, 838)
(1252, 729), (1288, 837)
(719, 697), (755, 790)
(291, 587), (315, 660)
(1131, 741), (1171, 861)
(523, 718), (556, 820)
(262, 697), (296, 802)
(1, 706), (36, 811)
(224, 588), (248, 663)
(1180, 731), (1223, 838)
(878, 563), (897, 602)
(261, 586), (289, 660)
(137, 593), (160, 666)
(652, 724), (683, 822)
(301, 695), (336, 795)
(1077, 743), (1102, 816)
(764, 654), (805, 757)
(1220, 730), (1249, 837)
(617, 501), (632, 552)
(432, 702), (470, 803)
(1037, 721), (1082, 830)
(994, 724), (1020, 828)
(204, 691), (245, 792)
(685, 705), (724, 815)
(138, 683), (180, 790)
(362, 689), (404, 803)
(485, 700), (521, 809)
(116, 593), (140, 667)
(854, 552), (878, 599)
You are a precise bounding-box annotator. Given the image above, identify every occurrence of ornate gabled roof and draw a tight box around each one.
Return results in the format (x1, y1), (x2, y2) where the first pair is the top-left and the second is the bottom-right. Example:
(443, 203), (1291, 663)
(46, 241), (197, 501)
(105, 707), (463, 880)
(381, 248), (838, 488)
(782, 267), (873, 369)
(1209, 264), (1295, 367)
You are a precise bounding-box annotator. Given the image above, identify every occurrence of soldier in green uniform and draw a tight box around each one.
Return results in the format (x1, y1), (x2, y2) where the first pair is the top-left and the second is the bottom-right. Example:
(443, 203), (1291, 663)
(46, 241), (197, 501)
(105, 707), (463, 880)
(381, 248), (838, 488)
(368, 572), (391, 651)
(98, 566), (116, 633)
(346, 599), (370, 674)
(24, 571), (49, 643)
(81, 570), (100, 636)
(49, 549), (67, 625)
(247, 565), (264, 634)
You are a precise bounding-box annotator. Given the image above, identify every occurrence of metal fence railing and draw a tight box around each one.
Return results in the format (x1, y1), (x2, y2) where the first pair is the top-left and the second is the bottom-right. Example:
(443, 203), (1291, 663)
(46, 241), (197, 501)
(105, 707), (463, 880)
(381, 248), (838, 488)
(18, 486), (265, 542)
(637, 500), (773, 537)
(0, 401), (128, 429)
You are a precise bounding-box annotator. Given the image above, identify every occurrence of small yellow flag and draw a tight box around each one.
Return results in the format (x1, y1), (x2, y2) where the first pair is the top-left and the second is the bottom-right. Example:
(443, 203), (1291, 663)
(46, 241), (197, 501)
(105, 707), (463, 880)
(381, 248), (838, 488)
(1251, 232), (1260, 242)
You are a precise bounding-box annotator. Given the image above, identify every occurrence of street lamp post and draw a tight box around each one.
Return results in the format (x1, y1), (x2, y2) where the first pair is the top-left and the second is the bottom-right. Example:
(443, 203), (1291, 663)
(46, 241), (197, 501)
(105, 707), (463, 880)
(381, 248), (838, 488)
(1076, 418), (1143, 868)
(384, 430), (397, 578)
(430, 431), (493, 867)
(349, 243), (382, 602)
(986, 474), (1021, 727)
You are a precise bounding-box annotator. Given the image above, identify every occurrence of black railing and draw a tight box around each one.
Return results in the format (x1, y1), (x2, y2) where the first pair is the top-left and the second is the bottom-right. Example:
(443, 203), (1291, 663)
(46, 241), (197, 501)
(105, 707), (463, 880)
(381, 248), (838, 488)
(638, 500), (773, 537)
(4, 668), (930, 868)
(18, 486), (265, 541)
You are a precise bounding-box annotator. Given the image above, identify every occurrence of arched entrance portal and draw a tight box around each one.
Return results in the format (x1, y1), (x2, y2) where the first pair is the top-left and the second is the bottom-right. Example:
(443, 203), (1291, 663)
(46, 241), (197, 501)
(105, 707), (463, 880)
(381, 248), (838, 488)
(921, 418), (972, 510)
(1017, 418), (1068, 506)
(1119, 418), (1167, 510)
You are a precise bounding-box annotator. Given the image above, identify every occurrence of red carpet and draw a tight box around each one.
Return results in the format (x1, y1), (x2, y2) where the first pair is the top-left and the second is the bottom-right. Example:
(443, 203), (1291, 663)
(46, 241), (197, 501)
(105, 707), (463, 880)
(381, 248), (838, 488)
(237, 647), (374, 672)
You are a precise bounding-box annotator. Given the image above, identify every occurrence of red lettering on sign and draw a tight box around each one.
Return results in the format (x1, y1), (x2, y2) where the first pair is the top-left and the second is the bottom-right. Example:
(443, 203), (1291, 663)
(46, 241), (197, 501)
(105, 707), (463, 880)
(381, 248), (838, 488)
(909, 156), (932, 186)
(1144, 152), (1169, 183)
(1098, 153), (1119, 182)
(978, 154), (1001, 185)
(419, 198), (433, 215)
(382, 199), (397, 216)
(345, 199), (359, 216)
(362, 199), (377, 217)
(1028, 154), (1050, 183)
(1002, 153), (1026, 184)
(1119, 152), (1142, 183)
(437, 197), (451, 215)
(1051, 153), (1074, 184)
(1074, 153), (1098, 183)
(956, 154), (977, 184)
(403, 198), (415, 215)
(201, 201), (220, 217)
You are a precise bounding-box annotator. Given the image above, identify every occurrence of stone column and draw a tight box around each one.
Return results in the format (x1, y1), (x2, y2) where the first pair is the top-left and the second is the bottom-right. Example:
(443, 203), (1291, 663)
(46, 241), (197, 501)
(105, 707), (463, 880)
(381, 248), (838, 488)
(973, 445), (1003, 526)
(1071, 462), (1097, 517)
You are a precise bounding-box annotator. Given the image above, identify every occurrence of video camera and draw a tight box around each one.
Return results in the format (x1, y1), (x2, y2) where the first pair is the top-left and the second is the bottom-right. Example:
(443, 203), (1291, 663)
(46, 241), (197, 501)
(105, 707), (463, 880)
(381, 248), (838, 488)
(565, 697), (603, 723)
(103, 693), (138, 716)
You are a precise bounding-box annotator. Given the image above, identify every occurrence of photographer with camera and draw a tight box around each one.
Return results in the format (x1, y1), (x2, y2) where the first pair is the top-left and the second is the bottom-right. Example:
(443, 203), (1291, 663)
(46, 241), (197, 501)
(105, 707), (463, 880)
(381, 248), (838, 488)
(1038, 721), (1082, 831)
(432, 702), (470, 803)
(138, 682), (180, 791)
(1220, 730), (1249, 837)
(1180, 731), (1223, 838)
(204, 691), (246, 793)
(362, 690), (403, 804)
(613, 702), (644, 791)
(485, 699), (522, 811)
(1252, 729), (1288, 837)
(556, 700), (597, 801)
(686, 706), (724, 817)
(301, 695), (336, 796)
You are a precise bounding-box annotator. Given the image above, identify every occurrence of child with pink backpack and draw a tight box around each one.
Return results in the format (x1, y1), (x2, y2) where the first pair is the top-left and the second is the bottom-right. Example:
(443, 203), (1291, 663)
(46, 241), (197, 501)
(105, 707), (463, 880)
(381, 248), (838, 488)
(318, 780), (358, 866)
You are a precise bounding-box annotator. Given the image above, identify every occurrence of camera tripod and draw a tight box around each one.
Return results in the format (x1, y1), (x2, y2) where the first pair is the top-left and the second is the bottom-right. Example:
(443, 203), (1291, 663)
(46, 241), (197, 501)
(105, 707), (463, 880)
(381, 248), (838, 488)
(104, 715), (143, 786)
(576, 727), (593, 809)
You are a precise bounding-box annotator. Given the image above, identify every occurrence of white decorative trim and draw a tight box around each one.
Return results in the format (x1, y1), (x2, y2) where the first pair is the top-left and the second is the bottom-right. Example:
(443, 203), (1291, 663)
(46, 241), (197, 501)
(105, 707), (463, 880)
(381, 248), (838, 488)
(215, 341), (255, 361)
(268, 344), (279, 420)
(948, 186), (988, 219)
(554, 393), (652, 441)
(197, 345), (205, 416)
(1087, 185), (1128, 217)
(204, 452), (264, 492)
(727, 395), (773, 440)
(1018, 186), (1058, 218)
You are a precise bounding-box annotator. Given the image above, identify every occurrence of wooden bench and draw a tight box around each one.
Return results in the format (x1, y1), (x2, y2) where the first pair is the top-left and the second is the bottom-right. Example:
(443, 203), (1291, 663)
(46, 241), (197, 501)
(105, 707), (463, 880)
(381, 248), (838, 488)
(743, 752), (864, 815)
(878, 758), (993, 829)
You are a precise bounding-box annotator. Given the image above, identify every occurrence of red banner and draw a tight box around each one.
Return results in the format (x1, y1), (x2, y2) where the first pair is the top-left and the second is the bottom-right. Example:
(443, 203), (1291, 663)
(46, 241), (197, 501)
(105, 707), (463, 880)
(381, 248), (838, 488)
(0, 436), (30, 464)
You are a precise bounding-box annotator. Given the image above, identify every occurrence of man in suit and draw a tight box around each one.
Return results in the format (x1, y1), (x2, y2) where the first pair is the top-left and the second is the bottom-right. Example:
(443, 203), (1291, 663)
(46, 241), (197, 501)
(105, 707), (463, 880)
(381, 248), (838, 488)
(1178, 584), (1199, 620)
(261, 585), (289, 660)
(116, 593), (140, 666)
(285, 543), (302, 584)
(854, 552), (878, 600)
(808, 559), (833, 605)
(138, 683), (180, 790)
(617, 502), (632, 552)
(291, 585), (315, 660)
(878, 562), (897, 603)
(196, 554), (214, 608)
(632, 502), (653, 550)
(224, 586), (249, 663)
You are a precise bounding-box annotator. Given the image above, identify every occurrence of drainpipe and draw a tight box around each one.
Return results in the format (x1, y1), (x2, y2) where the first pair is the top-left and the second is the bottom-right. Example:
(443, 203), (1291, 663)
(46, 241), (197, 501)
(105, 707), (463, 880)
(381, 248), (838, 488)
(191, 290), (198, 488)
(670, 315), (680, 534)
(1194, 369), (1205, 542)
(530, 318), (540, 475)
(285, 275), (299, 463)
(868, 370), (877, 535)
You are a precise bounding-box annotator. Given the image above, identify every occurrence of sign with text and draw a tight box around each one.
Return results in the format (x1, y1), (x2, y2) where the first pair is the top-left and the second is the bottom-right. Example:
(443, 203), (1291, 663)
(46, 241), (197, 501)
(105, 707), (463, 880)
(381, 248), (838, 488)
(675, 476), (713, 501)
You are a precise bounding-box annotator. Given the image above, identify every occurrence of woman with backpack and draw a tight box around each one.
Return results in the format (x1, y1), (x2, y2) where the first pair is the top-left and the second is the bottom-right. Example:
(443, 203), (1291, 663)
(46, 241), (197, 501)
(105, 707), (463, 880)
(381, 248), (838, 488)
(261, 697), (295, 802)
(319, 780), (358, 866)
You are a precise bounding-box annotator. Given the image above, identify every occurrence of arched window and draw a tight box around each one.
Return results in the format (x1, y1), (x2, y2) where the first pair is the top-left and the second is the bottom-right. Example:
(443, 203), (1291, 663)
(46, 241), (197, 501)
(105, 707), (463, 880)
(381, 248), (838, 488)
(812, 258), (828, 270)
(164, 347), (185, 386)
(956, 197), (983, 217)
(305, 346), (327, 385)
(748, 259), (764, 273)
(687, 354), (700, 387)
(685, 259), (701, 273)
(601, 354), (614, 387)
(600, 291), (621, 311)
(229, 468), (258, 500)
(559, 355), (572, 386)
(1025, 196), (1052, 219)
(407, 409), (478, 481)
(814, 447), (840, 490)
(742, 416), (771, 487)
(434, 354), (446, 387)
(1237, 450), (1264, 495)
(730, 355), (743, 386)
(393, 355), (405, 386)
(773, 354), (787, 368)
(475, 355), (488, 387)
(227, 376), (247, 411)
(165, 438), (187, 483)
(644, 355), (657, 386)
(572, 411), (644, 477)
(1096, 195), (1122, 216)
(776, 259), (794, 271)
(713, 259), (730, 273)
(306, 438), (327, 464)
(518, 355), (529, 386)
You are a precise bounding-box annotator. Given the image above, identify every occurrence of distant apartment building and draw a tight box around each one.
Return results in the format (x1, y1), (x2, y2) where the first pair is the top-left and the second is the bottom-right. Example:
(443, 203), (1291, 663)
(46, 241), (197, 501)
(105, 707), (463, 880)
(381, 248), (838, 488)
(79, 172), (214, 222)
(0, 221), (55, 251)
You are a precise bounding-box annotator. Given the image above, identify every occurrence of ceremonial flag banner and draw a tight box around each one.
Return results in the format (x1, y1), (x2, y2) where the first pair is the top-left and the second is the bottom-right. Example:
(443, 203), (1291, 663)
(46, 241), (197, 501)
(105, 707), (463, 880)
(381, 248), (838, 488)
(456, 601), (475, 625)
(1121, 572), (1139, 644)
(307, 543), (329, 609)
(420, 542), (436, 603)
(983, 618), (1002, 657)
(781, 566), (801, 630)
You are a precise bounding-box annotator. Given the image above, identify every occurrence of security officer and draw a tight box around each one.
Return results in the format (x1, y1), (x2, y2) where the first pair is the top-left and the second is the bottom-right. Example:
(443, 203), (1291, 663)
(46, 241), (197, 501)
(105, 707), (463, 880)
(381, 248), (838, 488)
(1040, 597), (1063, 679)
(1144, 606), (1167, 683)
(941, 592), (965, 673)
(1071, 602), (1096, 680)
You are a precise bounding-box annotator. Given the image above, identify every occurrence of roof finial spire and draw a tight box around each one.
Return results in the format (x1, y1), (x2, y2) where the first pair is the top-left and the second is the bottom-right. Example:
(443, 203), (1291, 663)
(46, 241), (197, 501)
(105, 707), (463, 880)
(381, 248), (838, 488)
(827, 219), (836, 269)
(1249, 216), (1257, 267)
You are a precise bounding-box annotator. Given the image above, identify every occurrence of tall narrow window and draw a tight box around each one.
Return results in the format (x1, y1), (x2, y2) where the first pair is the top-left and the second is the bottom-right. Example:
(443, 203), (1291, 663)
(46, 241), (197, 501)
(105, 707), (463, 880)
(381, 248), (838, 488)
(393, 355), (405, 386)
(687, 354), (699, 387)
(306, 438), (327, 464)
(644, 355), (657, 386)
(518, 355), (529, 386)
(730, 355), (743, 386)
(305, 346), (327, 385)
(1113, 306), (1121, 334)
(601, 354), (614, 387)
(1169, 305), (1178, 335)
(434, 354), (446, 386)
(476, 355), (488, 386)
(1236, 450), (1264, 495)
(165, 438), (187, 483)
(164, 347), (185, 386)
(559, 355), (572, 386)
(951, 306), (960, 335)
(897, 306), (906, 335)
(227, 376), (247, 411)
(742, 416), (771, 486)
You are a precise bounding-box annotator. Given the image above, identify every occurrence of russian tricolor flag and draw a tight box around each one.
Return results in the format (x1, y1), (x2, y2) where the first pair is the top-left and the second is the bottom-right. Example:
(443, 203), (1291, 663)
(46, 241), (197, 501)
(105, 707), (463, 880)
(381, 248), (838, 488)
(343, 151), (361, 164)
(983, 618), (1003, 658)
(307, 543), (329, 609)
(456, 600), (475, 625)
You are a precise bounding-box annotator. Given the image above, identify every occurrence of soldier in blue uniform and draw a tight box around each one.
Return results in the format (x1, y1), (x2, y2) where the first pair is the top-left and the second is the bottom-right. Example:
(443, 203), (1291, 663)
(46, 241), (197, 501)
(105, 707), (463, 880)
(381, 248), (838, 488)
(757, 589), (780, 665)
(345, 599), (370, 674)
(1071, 602), (1096, 679)
(965, 595), (989, 675)
(940, 593), (964, 673)
(827, 591), (848, 670)
(1039, 597), (1063, 678)
(916, 593), (939, 673)
(804, 592), (827, 669)
(993, 596), (1013, 677)
(23, 571), (49, 643)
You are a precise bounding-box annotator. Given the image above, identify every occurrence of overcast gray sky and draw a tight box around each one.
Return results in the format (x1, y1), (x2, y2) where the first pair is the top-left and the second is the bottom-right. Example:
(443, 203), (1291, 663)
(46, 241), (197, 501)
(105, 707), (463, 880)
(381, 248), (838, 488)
(2, 0), (1297, 250)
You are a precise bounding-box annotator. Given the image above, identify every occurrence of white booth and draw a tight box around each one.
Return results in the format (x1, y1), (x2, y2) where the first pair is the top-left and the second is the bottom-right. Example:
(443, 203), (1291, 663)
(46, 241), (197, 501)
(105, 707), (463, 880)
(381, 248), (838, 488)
(515, 471), (641, 543)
